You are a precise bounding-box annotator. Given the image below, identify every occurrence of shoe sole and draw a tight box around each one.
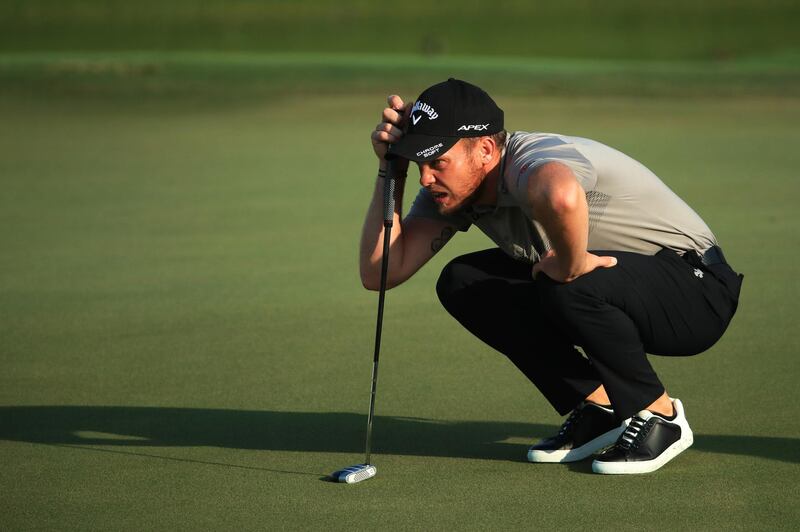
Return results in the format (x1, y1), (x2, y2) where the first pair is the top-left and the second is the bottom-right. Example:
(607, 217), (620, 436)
(527, 424), (626, 463)
(591, 431), (694, 474)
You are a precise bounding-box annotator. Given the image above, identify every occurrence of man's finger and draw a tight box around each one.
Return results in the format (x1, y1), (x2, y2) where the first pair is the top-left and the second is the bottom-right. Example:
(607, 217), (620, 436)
(532, 262), (541, 279)
(371, 130), (401, 145)
(600, 256), (618, 268)
(375, 122), (403, 138)
(387, 94), (404, 111)
(382, 107), (404, 125)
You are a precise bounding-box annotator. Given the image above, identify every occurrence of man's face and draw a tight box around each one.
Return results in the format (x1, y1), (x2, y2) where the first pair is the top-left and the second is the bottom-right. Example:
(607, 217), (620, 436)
(416, 139), (486, 215)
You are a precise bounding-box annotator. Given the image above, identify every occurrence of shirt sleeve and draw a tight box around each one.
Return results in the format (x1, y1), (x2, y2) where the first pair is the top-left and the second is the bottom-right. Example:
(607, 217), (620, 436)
(406, 187), (471, 231)
(507, 134), (598, 210)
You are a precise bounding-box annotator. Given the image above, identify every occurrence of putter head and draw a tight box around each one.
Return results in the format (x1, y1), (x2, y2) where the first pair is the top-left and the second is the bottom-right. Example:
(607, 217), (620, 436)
(330, 464), (377, 484)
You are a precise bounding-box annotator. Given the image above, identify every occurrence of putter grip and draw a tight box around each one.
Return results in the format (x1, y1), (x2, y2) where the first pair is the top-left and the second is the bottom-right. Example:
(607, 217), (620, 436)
(382, 161), (396, 224)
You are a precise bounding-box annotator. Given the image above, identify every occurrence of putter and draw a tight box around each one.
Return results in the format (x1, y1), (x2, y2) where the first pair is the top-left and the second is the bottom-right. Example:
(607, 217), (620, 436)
(330, 158), (399, 484)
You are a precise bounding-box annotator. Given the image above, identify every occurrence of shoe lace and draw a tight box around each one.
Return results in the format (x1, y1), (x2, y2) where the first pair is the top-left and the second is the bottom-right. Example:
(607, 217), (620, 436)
(618, 415), (647, 450)
(557, 407), (583, 437)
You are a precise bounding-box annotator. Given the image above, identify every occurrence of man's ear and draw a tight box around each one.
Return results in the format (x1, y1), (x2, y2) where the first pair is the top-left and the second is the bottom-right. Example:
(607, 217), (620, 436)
(480, 136), (495, 162)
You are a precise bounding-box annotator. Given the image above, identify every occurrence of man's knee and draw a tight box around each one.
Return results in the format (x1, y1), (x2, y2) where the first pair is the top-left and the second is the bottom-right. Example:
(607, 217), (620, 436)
(437, 248), (537, 315)
(436, 257), (466, 309)
(436, 253), (497, 312)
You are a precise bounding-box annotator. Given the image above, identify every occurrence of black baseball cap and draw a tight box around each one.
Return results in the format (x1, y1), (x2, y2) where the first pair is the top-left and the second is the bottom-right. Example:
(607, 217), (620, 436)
(386, 78), (504, 162)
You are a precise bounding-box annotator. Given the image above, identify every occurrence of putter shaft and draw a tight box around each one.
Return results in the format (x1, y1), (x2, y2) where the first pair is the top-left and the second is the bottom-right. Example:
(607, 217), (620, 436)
(364, 160), (397, 465)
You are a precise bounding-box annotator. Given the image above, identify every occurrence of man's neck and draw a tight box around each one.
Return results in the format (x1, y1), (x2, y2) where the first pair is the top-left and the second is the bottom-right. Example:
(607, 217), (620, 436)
(473, 155), (502, 207)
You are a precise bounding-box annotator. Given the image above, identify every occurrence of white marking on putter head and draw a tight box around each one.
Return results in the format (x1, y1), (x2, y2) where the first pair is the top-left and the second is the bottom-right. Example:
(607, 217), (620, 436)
(332, 464), (377, 484)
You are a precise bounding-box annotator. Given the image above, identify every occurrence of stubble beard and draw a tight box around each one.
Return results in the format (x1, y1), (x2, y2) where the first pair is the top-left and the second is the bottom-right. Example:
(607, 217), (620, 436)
(437, 156), (487, 216)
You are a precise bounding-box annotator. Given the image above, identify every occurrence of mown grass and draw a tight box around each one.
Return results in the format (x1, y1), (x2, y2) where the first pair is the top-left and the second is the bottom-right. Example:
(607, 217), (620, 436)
(2, 51), (799, 106)
(2, 0), (799, 60)
(1, 4), (799, 526)
(1, 79), (799, 528)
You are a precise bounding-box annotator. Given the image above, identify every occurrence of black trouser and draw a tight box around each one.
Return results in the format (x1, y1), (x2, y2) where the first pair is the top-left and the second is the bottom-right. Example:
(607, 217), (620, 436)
(436, 247), (743, 421)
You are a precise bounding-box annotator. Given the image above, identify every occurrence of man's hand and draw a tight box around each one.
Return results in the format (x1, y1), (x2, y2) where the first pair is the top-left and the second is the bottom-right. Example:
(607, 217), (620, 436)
(371, 95), (412, 173)
(532, 249), (617, 283)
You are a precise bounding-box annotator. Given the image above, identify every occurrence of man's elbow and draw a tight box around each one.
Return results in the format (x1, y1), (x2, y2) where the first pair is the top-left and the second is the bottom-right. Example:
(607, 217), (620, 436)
(548, 185), (582, 215)
(361, 274), (380, 291)
(360, 270), (404, 291)
(530, 162), (582, 215)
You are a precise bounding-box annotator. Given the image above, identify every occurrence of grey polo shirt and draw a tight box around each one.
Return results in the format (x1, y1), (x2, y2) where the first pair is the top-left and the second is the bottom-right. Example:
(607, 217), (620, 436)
(407, 131), (717, 263)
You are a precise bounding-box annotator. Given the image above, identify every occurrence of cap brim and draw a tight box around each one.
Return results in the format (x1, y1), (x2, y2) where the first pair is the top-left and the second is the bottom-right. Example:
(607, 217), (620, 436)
(386, 134), (459, 163)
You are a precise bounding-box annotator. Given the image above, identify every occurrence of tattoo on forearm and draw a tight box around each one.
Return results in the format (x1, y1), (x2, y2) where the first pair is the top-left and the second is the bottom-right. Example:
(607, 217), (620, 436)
(430, 227), (455, 253)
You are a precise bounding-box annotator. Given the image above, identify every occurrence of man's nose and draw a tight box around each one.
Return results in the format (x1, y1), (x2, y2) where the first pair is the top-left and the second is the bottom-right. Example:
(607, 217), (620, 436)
(419, 167), (435, 187)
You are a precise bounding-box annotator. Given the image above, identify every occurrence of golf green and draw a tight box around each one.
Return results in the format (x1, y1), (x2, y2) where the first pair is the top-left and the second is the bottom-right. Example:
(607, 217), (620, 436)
(1, 58), (799, 529)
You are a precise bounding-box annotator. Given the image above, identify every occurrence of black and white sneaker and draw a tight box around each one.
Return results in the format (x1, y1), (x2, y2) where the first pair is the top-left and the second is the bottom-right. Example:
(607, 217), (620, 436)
(591, 399), (694, 474)
(527, 401), (628, 463)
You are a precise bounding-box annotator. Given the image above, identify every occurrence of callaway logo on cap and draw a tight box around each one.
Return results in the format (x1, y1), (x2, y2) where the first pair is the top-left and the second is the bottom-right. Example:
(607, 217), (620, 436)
(386, 78), (504, 162)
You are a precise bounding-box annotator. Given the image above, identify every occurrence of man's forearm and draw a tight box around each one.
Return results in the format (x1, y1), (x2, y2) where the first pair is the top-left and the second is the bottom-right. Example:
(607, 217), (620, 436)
(539, 183), (590, 279)
(359, 174), (406, 290)
(529, 162), (590, 281)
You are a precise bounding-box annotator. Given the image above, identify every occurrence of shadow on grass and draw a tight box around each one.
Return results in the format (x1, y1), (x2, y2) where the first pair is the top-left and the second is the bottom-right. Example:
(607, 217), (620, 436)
(692, 435), (799, 463)
(0, 406), (542, 462)
(0, 406), (796, 465)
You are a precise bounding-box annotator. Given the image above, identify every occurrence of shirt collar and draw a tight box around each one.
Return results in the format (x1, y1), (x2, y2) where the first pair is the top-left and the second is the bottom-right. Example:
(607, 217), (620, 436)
(490, 142), (518, 209)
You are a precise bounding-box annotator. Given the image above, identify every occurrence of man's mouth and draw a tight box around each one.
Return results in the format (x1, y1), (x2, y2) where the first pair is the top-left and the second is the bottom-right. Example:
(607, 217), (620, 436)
(431, 190), (448, 203)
